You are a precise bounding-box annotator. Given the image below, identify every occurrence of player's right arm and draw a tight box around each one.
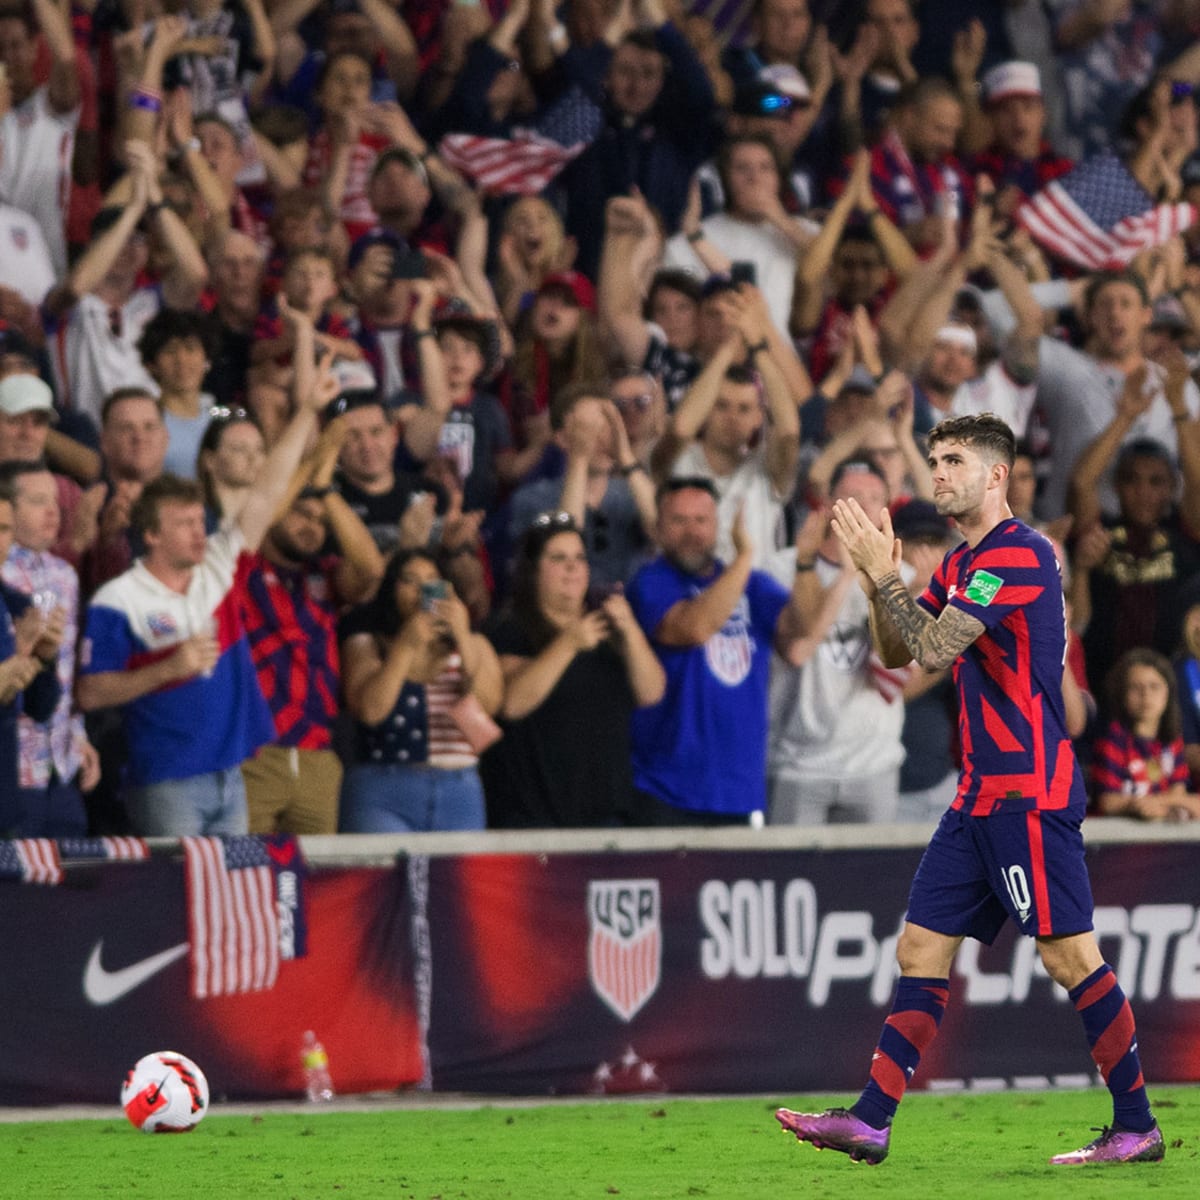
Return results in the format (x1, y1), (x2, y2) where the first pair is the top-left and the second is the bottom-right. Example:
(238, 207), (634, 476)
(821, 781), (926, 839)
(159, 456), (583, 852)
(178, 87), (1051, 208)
(833, 498), (985, 669)
(869, 573), (986, 670)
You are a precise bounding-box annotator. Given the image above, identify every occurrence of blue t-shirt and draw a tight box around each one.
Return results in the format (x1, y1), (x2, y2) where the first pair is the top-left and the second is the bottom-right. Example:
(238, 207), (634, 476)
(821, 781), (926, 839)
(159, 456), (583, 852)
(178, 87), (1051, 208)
(918, 519), (1085, 817)
(628, 555), (788, 815)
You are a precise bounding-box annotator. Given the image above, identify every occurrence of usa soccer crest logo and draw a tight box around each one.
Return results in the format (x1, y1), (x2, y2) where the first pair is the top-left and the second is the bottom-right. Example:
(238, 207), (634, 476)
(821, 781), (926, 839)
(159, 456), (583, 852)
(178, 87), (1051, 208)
(147, 612), (179, 638)
(588, 880), (661, 1022)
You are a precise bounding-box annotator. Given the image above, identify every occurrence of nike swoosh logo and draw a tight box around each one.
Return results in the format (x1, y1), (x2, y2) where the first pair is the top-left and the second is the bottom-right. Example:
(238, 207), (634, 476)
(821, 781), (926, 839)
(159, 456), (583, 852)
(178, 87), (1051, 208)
(83, 939), (190, 1006)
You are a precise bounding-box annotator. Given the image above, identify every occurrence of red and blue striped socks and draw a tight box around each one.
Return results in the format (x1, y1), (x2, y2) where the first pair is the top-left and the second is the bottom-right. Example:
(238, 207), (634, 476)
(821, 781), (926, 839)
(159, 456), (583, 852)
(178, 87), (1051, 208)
(851, 976), (949, 1130)
(1070, 964), (1154, 1133)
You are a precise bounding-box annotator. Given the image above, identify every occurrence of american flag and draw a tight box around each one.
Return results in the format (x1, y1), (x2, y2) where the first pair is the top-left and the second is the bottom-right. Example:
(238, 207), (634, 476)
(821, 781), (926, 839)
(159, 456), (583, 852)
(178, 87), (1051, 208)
(0, 838), (63, 884)
(182, 836), (281, 1000)
(438, 85), (603, 195)
(57, 836), (150, 861)
(1017, 151), (1196, 271)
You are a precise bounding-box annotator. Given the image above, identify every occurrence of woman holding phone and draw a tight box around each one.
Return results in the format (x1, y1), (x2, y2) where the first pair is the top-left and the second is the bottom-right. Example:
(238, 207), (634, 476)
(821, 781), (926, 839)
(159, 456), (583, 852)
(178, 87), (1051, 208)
(480, 512), (665, 827)
(339, 549), (502, 832)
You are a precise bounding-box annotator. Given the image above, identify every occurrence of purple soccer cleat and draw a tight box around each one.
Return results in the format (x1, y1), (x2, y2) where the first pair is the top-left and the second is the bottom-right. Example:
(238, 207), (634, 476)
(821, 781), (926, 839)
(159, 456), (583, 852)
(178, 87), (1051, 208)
(1049, 1123), (1165, 1165)
(775, 1106), (890, 1165)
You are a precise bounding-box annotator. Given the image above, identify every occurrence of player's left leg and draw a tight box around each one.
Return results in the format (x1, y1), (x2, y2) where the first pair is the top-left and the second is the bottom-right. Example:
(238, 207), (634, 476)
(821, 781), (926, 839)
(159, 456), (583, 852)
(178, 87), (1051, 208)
(1039, 932), (1163, 1165)
(776, 922), (960, 1165)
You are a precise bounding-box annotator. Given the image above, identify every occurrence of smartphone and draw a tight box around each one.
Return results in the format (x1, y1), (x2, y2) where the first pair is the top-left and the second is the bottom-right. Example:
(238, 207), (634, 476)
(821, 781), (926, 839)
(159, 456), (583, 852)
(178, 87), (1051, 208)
(392, 247), (428, 280)
(730, 261), (757, 287)
(420, 580), (449, 611)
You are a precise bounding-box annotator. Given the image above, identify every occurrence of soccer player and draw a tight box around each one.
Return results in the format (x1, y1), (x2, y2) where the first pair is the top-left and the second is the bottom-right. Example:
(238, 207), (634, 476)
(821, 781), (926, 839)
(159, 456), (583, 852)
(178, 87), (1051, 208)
(775, 413), (1163, 1166)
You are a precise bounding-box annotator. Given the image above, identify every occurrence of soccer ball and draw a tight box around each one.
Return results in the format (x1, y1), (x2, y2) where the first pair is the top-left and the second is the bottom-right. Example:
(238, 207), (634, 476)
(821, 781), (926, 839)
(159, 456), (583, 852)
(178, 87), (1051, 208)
(120, 1051), (209, 1133)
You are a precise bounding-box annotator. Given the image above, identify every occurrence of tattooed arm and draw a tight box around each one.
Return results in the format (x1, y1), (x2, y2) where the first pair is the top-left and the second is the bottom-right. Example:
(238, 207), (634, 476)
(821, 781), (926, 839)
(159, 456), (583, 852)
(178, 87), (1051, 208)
(869, 571), (985, 670)
(831, 497), (986, 669)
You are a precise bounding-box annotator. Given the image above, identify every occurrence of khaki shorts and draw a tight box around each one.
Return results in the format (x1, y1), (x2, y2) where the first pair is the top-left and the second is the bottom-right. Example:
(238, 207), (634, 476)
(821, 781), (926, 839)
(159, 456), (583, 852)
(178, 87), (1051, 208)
(243, 745), (342, 835)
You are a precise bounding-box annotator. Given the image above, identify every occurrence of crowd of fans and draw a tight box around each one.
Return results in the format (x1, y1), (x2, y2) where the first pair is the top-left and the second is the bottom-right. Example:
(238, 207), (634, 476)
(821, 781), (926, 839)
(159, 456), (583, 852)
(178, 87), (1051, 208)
(3, 0), (1200, 837)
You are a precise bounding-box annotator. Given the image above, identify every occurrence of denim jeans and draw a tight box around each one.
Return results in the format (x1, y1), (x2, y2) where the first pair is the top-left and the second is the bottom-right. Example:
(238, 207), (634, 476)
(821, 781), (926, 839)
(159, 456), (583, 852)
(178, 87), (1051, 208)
(124, 766), (249, 836)
(339, 764), (485, 833)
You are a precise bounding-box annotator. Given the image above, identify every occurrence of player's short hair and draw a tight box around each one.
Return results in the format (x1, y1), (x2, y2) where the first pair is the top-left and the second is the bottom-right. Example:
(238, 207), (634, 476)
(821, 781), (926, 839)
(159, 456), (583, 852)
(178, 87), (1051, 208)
(927, 413), (1016, 468)
(131, 474), (205, 536)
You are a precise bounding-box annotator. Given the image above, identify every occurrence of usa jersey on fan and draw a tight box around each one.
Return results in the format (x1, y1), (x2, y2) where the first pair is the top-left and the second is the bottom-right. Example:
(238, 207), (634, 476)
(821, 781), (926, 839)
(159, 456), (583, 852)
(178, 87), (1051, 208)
(917, 518), (1086, 818)
(79, 527), (274, 787)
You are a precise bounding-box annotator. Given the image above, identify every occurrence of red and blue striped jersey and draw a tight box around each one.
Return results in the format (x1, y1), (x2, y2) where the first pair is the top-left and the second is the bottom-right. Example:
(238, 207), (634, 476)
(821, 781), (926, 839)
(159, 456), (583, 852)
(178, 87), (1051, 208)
(237, 553), (342, 751)
(918, 519), (1086, 817)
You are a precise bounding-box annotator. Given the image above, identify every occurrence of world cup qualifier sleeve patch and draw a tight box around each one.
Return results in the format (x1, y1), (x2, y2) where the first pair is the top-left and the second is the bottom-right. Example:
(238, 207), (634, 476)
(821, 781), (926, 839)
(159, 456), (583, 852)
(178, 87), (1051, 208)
(964, 569), (1004, 607)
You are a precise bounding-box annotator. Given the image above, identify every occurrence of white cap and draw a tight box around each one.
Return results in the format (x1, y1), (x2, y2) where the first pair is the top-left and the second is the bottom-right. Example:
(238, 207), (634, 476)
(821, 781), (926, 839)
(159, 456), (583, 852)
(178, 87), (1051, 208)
(0, 374), (57, 421)
(982, 61), (1042, 106)
(934, 324), (978, 355)
(759, 64), (811, 104)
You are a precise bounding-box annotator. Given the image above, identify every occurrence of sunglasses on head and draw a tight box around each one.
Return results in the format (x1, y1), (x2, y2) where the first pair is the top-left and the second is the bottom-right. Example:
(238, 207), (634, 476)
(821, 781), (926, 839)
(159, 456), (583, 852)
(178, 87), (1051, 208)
(532, 510), (577, 530)
(209, 404), (250, 422)
(613, 391), (655, 412)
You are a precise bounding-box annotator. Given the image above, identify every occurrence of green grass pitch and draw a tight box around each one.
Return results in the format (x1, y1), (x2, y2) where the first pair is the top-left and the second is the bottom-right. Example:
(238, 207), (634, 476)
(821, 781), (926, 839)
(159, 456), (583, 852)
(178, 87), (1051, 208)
(1, 1087), (1196, 1199)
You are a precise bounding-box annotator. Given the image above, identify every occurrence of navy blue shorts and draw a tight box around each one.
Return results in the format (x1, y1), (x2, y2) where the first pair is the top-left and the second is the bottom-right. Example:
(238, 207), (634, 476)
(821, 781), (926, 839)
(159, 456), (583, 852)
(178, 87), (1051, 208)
(906, 806), (1094, 943)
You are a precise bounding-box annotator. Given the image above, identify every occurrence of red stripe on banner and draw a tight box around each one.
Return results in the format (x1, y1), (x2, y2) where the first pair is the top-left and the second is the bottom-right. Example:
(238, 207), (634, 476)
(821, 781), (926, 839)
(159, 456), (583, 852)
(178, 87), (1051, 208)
(1025, 811), (1054, 936)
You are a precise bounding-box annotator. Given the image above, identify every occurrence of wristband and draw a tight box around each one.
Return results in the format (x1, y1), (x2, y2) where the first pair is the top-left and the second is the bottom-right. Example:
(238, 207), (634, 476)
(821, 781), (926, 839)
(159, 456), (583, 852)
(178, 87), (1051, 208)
(303, 484), (335, 499)
(129, 91), (162, 114)
(794, 559), (816, 572)
(747, 339), (769, 358)
(686, 229), (705, 244)
(418, 147), (434, 164)
(143, 201), (167, 219)
(618, 461), (646, 478)
(412, 328), (435, 341)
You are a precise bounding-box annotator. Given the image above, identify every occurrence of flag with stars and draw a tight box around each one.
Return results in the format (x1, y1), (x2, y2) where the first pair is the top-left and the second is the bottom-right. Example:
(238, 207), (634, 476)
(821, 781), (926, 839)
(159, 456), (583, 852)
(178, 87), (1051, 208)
(438, 85), (603, 195)
(0, 839), (63, 884)
(1018, 151), (1196, 271)
(57, 836), (151, 862)
(183, 836), (304, 999)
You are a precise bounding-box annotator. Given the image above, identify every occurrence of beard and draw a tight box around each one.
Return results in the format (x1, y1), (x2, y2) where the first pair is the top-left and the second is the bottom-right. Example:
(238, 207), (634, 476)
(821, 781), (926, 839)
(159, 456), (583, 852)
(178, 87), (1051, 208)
(269, 526), (323, 566)
(667, 546), (716, 575)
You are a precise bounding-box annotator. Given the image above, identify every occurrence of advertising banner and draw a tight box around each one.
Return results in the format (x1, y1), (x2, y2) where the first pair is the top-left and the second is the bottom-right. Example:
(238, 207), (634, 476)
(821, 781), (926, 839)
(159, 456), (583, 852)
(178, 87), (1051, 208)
(425, 843), (1200, 1095)
(0, 857), (423, 1105)
(3, 838), (1199, 1103)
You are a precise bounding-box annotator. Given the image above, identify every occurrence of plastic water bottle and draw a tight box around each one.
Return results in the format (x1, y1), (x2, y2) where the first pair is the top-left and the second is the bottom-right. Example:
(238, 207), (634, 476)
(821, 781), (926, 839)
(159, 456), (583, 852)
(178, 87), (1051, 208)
(300, 1031), (334, 1103)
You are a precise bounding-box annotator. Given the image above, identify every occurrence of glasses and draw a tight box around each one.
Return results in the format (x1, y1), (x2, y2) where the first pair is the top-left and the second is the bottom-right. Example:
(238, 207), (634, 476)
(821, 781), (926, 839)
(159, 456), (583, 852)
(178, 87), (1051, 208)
(532, 510), (577, 530)
(613, 391), (655, 412)
(209, 405), (250, 422)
